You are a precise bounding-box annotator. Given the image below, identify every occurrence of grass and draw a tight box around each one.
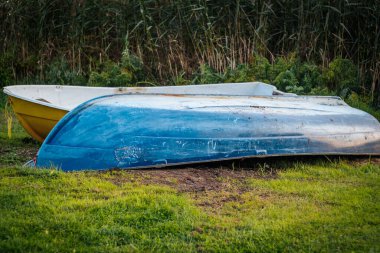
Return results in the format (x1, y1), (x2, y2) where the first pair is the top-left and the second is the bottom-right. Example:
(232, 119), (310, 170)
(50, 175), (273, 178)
(0, 160), (379, 252)
(0, 106), (379, 252)
(0, 104), (40, 167)
(0, 168), (201, 252)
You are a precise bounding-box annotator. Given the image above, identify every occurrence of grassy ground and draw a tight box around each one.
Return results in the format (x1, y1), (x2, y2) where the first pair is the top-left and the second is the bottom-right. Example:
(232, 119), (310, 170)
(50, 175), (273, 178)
(0, 105), (379, 252)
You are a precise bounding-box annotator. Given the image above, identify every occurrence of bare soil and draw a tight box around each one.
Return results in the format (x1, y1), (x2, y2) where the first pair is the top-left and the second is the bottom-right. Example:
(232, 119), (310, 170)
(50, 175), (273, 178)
(125, 166), (272, 193)
(104, 157), (380, 192)
(104, 165), (269, 209)
(0, 137), (39, 166)
(102, 156), (380, 209)
(103, 158), (281, 191)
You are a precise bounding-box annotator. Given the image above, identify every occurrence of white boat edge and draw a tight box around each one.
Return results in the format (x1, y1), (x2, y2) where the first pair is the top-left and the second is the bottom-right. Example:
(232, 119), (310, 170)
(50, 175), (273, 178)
(3, 82), (292, 111)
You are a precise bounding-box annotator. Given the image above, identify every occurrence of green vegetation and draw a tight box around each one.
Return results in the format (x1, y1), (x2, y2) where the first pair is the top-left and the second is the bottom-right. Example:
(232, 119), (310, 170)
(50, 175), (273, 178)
(88, 38), (144, 87)
(0, 107), (39, 167)
(0, 0), (379, 106)
(0, 168), (201, 252)
(0, 153), (379, 252)
(346, 93), (380, 121)
(1, 1), (380, 251)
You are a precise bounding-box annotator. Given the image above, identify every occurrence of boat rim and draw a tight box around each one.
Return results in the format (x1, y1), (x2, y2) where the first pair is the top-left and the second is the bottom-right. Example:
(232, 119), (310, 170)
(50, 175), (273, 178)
(3, 85), (70, 111)
(3, 84), (346, 113)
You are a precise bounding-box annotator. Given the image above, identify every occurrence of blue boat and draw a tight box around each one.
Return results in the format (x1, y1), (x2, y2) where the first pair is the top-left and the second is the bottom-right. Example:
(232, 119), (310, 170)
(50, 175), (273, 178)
(35, 83), (380, 171)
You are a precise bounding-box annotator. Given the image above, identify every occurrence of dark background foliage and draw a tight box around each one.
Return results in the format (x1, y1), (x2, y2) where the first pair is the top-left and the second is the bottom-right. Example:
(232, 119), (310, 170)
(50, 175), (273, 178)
(0, 0), (379, 105)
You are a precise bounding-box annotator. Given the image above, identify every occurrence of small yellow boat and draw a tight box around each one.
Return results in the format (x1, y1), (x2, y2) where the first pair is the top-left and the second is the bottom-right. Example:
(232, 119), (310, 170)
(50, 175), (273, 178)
(5, 94), (67, 142)
(3, 83), (277, 141)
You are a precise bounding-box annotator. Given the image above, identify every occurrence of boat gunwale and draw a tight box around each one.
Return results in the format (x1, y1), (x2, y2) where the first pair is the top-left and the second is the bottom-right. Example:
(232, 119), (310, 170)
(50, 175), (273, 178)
(3, 86), (70, 111)
(3, 84), (346, 114)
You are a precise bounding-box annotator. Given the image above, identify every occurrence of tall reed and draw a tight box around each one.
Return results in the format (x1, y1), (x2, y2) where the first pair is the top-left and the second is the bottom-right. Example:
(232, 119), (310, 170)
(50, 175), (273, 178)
(0, 0), (379, 102)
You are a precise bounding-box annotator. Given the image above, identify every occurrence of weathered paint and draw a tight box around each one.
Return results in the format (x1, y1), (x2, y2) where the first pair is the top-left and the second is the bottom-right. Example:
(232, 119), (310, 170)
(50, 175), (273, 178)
(36, 93), (380, 171)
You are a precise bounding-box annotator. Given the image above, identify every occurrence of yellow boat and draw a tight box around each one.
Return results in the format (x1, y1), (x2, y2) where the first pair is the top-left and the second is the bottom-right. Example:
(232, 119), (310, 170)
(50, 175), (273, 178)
(6, 95), (67, 142)
(3, 83), (277, 142)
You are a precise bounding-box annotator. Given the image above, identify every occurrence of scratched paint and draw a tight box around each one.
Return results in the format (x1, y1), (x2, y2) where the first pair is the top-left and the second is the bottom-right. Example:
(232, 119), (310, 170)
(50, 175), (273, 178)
(36, 93), (380, 171)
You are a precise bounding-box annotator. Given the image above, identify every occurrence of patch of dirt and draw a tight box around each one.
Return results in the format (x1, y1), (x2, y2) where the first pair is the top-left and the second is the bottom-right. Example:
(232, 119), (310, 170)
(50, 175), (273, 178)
(0, 138), (39, 166)
(17, 143), (39, 160)
(106, 160), (277, 192)
(126, 156), (379, 191)
(135, 167), (273, 193)
(347, 157), (380, 166)
(102, 156), (380, 209)
(103, 161), (278, 209)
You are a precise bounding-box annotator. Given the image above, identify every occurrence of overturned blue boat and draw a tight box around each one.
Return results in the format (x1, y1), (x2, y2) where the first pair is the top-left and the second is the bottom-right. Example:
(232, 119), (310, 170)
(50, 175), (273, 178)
(35, 82), (380, 171)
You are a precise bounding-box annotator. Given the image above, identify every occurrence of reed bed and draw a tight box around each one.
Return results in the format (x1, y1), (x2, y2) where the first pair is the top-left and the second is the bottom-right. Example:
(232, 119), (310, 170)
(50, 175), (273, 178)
(0, 0), (379, 102)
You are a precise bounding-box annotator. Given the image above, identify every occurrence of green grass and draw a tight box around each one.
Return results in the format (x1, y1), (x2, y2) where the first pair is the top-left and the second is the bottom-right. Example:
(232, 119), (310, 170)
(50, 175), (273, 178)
(0, 161), (379, 252)
(345, 93), (380, 121)
(0, 168), (202, 252)
(0, 105), (40, 167)
(0, 99), (379, 252)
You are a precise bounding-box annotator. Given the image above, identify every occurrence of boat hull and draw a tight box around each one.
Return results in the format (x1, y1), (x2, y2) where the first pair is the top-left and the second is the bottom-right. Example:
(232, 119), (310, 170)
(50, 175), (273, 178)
(36, 94), (380, 171)
(8, 95), (67, 142)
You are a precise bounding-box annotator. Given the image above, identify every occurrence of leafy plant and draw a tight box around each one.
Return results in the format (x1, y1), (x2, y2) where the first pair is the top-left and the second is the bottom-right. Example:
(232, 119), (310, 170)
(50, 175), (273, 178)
(273, 70), (299, 92)
(88, 61), (133, 87)
(224, 64), (254, 83)
(88, 36), (144, 87)
(121, 34), (144, 81)
(271, 55), (297, 81)
(298, 63), (323, 92)
(171, 71), (191, 86)
(309, 86), (332, 96)
(193, 64), (222, 84)
(322, 58), (359, 93)
(44, 58), (86, 85)
(345, 92), (380, 121)
(250, 55), (272, 83)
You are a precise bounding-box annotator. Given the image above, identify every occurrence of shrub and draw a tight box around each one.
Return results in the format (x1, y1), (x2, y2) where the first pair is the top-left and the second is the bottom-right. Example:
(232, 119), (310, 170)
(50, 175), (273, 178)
(88, 36), (144, 87)
(250, 55), (272, 83)
(345, 92), (380, 121)
(121, 35), (144, 81)
(271, 55), (297, 80)
(224, 64), (254, 83)
(322, 58), (359, 92)
(88, 61), (133, 87)
(193, 64), (222, 84)
(171, 71), (191, 86)
(309, 86), (332, 96)
(273, 70), (300, 92)
(292, 62), (323, 93)
(45, 58), (86, 85)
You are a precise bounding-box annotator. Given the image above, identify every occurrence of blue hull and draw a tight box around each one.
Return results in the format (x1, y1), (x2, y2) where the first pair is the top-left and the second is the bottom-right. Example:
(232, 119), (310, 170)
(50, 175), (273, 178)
(36, 94), (380, 171)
